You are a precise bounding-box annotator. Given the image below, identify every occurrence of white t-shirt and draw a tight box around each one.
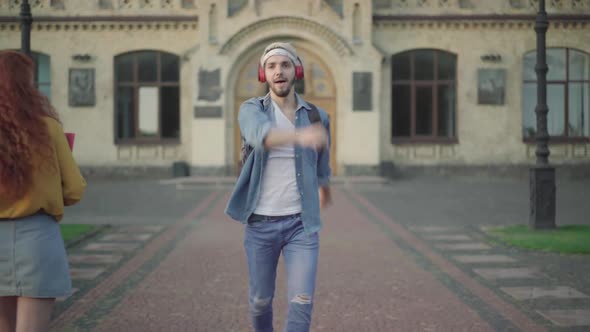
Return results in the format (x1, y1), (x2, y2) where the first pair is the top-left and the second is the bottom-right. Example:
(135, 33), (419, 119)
(253, 100), (302, 216)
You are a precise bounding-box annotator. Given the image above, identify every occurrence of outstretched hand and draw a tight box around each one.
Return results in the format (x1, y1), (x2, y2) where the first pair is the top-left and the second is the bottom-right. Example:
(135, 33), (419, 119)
(296, 124), (328, 150)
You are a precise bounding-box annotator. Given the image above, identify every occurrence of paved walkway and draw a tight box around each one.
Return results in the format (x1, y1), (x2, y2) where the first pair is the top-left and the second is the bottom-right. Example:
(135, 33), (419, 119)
(50, 176), (590, 331)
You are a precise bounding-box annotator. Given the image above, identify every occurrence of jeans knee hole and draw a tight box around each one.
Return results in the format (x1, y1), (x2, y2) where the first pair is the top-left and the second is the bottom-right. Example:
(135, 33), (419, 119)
(290, 294), (312, 305)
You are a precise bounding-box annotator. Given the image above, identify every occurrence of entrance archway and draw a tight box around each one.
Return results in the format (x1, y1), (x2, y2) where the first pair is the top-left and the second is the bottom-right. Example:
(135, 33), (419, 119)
(233, 44), (337, 174)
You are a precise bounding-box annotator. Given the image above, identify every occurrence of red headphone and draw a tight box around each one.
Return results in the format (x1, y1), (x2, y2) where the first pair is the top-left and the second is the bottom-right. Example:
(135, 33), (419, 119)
(258, 54), (304, 83)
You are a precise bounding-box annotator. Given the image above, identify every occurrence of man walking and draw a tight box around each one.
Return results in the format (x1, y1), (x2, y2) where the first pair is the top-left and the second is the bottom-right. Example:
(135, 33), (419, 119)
(225, 41), (332, 332)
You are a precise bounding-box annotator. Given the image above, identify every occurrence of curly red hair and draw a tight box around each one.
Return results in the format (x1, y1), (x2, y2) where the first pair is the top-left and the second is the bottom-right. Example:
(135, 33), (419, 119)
(0, 50), (60, 201)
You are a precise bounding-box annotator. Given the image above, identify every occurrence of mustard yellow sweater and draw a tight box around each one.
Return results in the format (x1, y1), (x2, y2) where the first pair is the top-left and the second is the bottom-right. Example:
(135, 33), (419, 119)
(0, 117), (86, 221)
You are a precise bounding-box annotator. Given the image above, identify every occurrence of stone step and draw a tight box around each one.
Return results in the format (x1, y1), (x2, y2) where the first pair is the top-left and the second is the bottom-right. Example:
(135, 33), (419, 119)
(425, 234), (473, 241)
(99, 233), (153, 242)
(473, 267), (543, 280)
(408, 226), (458, 233)
(116, 225), (164, 233)
(537, 309), (590, 327)
(501, 286), (589, 300)
(68, 253), (124, 265)
(70, 267), (106, 280)
(436, 242), (492, 251)
(452, 254), (517, 264)
(82, 242), (140, 252)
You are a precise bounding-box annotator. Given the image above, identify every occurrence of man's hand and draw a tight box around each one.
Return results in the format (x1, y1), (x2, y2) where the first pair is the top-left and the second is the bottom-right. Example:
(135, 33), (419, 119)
(296, 124), (328, 150)
(319, 186), (332, 209)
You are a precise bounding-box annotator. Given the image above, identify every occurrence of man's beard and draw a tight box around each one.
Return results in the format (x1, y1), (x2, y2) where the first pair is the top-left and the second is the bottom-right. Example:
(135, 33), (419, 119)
(269, 76), (295, 97)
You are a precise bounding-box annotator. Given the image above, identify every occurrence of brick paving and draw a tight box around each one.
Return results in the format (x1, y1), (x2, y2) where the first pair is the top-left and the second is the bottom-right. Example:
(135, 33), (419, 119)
(48, 176), (590, 331)
(50, 190), (221, 331)
(79, 189), (497, 332)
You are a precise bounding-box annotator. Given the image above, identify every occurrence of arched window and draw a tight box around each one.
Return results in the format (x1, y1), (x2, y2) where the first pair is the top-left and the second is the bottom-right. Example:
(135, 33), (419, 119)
(114, 50), (180, 142)
(522, 48), (589, 139)
(391, 49), (457, 141)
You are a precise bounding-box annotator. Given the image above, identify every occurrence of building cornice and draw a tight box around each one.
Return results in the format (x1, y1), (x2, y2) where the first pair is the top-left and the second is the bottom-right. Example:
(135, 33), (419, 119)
(373, 14), (590, 22)
(0, 15), (198, 23)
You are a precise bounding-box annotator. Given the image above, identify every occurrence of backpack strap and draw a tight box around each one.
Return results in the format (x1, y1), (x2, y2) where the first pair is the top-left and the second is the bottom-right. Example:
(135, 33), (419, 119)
(239, 99), (264, 167)
(307, 103), (321, 124)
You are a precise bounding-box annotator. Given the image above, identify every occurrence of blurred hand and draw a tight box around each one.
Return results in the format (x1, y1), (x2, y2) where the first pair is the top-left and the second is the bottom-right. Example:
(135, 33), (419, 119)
(319, 186), (332, 209)
(296, 124), (328, 150)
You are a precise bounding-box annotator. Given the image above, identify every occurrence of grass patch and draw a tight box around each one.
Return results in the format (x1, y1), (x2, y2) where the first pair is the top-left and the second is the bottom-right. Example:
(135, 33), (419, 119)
(486, 225), (590, 254)
(60, 224), (98, 242)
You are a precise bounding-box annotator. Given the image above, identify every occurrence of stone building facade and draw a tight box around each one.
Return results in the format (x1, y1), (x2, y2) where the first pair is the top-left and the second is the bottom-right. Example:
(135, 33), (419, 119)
(0, 0), (589, 176)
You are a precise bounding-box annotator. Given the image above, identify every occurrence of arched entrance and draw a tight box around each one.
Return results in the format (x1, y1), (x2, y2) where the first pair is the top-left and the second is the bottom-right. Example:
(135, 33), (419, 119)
(233, 44), (337, 174)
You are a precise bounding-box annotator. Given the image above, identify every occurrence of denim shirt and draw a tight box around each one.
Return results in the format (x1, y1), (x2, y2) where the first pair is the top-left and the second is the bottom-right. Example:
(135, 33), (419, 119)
(224, 93), (331, 235)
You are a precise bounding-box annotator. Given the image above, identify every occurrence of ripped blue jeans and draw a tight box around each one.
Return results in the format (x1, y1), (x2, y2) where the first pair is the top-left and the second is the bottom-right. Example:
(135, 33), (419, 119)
(244, 214), (319, 332)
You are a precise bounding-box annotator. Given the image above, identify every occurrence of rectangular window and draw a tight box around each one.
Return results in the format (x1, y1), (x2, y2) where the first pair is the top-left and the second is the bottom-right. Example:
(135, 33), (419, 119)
(523, 83), (537, 137)
(138, 87), (159, 137)
(116, 87), (135, 139)
(415, 86), (433, 135)
(161, 53), (180, 82)
(546, 48), (566, 81)
(437, 52), (456, 81)
(138, 52), (158, 82)
(547, 84), (565, 137)
(160, 87), (180, 138)
(569, 50), (589, 81)
(568, 83), (589, 137)
(414, 50), (434, 81)
(437, 84), (455, 137)
(33, 53), (51, 100)
(116, 54), (134, 82)
(523, 84), (567, 137)
(392, 52), (411, 81)
(392, 85), (411, 137)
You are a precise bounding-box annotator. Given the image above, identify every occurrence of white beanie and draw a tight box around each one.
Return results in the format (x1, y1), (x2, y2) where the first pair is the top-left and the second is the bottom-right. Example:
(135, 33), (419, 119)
(260, 42), (300, 67)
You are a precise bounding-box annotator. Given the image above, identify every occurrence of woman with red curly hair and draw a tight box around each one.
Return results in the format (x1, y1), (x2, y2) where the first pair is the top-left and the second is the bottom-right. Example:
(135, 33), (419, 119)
(0, 50), (86, 331)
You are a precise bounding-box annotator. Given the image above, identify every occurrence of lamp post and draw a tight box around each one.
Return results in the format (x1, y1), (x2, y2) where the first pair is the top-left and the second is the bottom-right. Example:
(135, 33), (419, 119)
(20, 0), (32, 57)
(529, 0), (556, 230)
